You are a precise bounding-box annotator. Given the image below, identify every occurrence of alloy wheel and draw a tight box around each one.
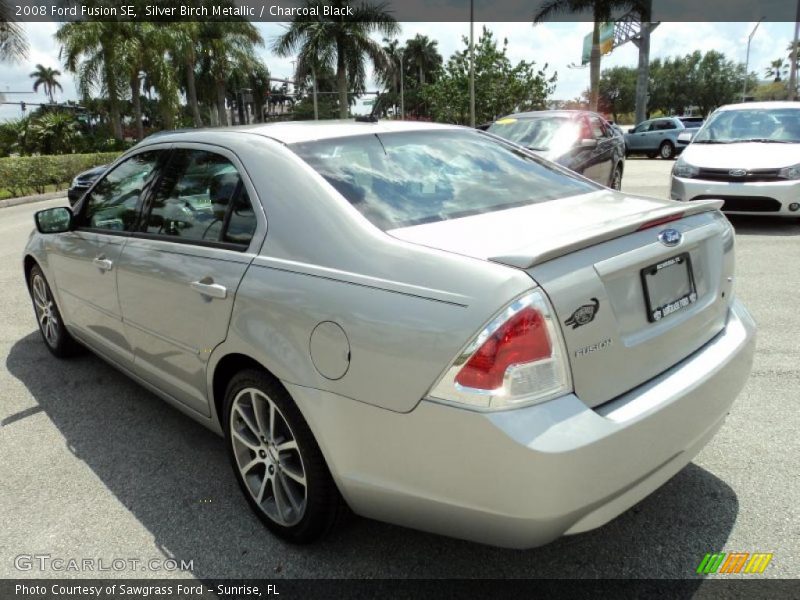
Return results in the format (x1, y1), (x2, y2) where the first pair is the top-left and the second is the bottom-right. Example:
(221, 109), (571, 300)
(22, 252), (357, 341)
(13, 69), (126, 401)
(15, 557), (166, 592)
(230, 387), (308, 527)
(31, 274), (59, 348)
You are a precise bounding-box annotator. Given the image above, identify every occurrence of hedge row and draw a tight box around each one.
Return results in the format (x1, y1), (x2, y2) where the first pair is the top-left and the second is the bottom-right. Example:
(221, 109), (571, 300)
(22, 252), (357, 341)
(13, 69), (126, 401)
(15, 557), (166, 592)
(0, 152), (121, 197)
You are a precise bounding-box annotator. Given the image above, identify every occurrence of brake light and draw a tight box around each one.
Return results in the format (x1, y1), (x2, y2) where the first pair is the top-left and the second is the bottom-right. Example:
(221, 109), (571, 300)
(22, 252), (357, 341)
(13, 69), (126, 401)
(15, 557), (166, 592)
(427, 290), (572, 411)
(455, 307), (551, 390)
(637, 212), (685, 231)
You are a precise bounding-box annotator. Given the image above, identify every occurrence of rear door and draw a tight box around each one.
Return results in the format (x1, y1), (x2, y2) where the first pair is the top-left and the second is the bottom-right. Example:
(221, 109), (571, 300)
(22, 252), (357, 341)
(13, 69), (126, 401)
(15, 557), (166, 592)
(115, 145), (266, 415)
(47, 149), (165, 365)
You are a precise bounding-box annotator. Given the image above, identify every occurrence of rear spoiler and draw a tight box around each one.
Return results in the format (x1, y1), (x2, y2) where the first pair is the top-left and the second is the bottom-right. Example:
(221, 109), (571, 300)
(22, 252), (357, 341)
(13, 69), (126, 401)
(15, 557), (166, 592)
(489, 199), (723, 269)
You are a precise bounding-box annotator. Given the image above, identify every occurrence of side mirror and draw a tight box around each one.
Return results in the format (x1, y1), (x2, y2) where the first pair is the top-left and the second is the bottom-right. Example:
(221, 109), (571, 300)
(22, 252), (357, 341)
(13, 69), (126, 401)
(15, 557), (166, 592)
(579, 138), (598, 148)
(34, 207), (73, 234)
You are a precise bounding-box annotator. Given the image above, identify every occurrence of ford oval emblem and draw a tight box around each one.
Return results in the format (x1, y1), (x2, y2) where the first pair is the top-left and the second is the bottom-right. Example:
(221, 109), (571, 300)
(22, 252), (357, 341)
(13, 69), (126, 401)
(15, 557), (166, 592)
(658, 228), (682, 247)
(728, 168), (748, 177)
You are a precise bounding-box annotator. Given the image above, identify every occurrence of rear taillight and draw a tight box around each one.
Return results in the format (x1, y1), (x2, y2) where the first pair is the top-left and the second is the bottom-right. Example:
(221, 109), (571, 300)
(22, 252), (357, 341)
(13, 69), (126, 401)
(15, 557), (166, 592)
(428, 290), (572, 411)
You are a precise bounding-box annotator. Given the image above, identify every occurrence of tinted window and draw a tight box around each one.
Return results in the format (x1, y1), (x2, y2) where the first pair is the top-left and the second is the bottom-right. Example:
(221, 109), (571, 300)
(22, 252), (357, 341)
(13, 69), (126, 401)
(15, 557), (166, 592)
(292, 130), (596, 230)
(142, 150), (252, 245)
(589, 116), (606, 138)
(79, 151), (160, 231)
(655, 120), (677, 130)
(224, 189), (257, 245)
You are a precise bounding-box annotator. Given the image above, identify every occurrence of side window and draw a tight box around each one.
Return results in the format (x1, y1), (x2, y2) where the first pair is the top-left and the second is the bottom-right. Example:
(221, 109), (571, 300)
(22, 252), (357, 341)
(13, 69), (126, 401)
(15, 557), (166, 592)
(79, 151), (161, 231)
(224, 189), (257, 246)
(656, 120), (677, 130)
(589, 116), (606, 139)
(634, 121), (651, 133)
(142, 149), (256, 247)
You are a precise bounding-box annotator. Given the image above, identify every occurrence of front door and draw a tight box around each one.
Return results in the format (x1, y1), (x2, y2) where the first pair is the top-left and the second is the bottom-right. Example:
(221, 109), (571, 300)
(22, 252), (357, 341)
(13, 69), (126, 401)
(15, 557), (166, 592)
(47, 150), (164, 365)
(115, 147), (265, 415)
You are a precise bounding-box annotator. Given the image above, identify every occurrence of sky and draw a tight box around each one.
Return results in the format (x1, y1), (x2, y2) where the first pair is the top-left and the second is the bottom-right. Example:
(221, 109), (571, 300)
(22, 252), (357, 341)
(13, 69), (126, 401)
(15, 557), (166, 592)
(1, 21), (796, 122)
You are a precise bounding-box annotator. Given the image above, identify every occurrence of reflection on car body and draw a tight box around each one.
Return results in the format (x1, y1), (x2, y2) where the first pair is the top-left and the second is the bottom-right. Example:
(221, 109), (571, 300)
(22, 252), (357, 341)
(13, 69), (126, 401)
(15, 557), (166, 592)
(24, 120), (755, 549)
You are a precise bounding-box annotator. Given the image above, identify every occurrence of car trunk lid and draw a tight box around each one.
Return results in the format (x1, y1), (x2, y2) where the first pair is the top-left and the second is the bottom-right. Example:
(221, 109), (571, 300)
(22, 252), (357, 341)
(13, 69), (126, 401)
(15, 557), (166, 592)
(389, 190), (734, 408)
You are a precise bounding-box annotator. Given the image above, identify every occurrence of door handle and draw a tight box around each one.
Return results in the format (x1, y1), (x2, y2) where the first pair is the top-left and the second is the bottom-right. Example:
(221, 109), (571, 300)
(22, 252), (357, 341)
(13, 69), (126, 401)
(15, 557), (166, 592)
(93, 256), (113, 271)
(190, 279), (227, 299)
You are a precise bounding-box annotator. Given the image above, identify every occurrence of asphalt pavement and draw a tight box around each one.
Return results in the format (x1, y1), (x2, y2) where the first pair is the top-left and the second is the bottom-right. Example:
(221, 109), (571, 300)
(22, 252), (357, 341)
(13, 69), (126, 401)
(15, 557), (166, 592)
(1, 159), (798, 579)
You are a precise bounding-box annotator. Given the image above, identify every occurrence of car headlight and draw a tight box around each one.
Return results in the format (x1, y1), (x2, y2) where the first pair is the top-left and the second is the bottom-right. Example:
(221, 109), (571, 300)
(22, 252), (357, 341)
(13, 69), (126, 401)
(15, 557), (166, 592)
(778, 164), (800, 180)
(672, 158), (699, 179)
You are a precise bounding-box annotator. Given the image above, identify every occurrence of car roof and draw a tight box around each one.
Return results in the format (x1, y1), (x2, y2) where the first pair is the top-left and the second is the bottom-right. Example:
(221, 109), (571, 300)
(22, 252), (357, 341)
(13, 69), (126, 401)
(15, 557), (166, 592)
(145, 120), (463, 145)
(716, 101), (800, 112)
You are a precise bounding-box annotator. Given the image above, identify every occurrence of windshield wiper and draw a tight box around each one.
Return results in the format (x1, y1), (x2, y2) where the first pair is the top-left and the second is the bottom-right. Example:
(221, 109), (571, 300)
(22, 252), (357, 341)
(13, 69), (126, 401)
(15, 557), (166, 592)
(693, 139), (734, 144)
(527, 146), (548, 151)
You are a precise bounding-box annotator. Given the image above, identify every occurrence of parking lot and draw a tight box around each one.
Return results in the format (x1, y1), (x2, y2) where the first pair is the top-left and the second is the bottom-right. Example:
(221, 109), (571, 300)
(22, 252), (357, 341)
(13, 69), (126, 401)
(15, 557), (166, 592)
(1, 157), (798, 580)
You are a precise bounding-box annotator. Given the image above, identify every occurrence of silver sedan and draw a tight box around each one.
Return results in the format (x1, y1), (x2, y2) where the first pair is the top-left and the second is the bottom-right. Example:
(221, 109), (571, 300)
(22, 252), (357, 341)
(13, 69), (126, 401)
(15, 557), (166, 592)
(23, 120), (755, 548)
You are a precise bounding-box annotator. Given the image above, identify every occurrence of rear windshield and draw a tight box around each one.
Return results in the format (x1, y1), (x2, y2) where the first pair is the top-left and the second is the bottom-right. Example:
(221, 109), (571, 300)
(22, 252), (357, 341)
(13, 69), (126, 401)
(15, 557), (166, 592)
(290, 129), (596, 230)
(487, 116), (574, 151)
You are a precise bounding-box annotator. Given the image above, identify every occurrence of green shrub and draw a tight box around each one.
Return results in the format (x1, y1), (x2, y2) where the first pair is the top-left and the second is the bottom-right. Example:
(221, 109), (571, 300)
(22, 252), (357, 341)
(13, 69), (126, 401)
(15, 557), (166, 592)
(0, 152), (121, 197)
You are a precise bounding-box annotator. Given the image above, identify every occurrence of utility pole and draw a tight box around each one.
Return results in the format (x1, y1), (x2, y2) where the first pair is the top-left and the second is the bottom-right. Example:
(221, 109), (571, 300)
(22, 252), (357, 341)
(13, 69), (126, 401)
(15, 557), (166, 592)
(469, 0), (475, 127)
(312, 65), (319, 120)
(399, 50), (405, 119)
(742, 19), (763, 102)
(789, 1), (800, 101)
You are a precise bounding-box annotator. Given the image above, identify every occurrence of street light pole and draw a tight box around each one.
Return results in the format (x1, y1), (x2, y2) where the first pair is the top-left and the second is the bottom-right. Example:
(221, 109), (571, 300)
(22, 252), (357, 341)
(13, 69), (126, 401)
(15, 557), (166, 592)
(469, 0), (475, 127)
(742, 18), (763, 102)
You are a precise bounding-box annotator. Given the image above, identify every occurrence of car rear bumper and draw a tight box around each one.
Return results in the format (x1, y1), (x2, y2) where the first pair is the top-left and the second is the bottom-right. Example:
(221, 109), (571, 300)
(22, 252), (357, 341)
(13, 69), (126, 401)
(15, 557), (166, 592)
(671, 176), (800, 216)
(287, 299), (756, 549)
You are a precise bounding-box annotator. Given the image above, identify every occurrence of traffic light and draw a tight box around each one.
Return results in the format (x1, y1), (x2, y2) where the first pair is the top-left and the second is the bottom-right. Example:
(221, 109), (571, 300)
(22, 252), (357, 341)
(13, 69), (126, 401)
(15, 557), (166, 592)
(20, 101), (26, 112)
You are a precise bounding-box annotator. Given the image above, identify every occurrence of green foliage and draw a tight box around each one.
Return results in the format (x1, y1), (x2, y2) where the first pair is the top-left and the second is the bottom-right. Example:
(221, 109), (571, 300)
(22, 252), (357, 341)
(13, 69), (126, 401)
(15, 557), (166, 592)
(598, 66), (637, 120)
(421, 27), (557, 125)
(0, 152), (120, 197)
(598, 50), (754, 118)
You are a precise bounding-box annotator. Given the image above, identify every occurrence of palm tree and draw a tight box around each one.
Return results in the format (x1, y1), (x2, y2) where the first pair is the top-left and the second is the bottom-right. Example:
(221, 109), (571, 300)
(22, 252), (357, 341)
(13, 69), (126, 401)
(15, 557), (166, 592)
(30, 112), (81, 155)
(765, 58), (788, 82)
(172, 23), (203, 127)
(534, 0), (645, 112)
(200, 22), (264, 126)
(56, 22), (126, 140)
(0, 0), (28, 63)
(273, 0), (399, 119)
(403, 34), (441, 86)
(30, 64), (63, 104)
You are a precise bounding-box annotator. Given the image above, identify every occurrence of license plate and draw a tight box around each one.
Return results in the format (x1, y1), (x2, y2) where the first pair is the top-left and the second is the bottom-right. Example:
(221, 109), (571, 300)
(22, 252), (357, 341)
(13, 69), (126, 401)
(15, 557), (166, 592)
(641, 253), (697, 322)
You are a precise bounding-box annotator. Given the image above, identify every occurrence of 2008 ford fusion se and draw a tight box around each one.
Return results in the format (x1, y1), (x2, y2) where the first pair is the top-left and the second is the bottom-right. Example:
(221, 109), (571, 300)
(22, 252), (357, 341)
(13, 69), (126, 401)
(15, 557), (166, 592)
(23, 120), (755, 548)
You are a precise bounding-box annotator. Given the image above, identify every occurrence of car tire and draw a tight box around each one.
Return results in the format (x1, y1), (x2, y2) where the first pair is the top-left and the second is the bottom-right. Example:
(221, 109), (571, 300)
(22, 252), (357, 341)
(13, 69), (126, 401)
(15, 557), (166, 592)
(610, 164), (623, 190)
(28, 265), (82, 358)
(223, 369), (344, 544)
(659, 141), (675, 160)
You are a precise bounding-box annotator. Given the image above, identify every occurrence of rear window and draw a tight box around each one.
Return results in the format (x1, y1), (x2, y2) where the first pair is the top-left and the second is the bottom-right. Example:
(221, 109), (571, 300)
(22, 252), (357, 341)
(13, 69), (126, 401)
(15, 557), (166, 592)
(291, 130), (596, 230)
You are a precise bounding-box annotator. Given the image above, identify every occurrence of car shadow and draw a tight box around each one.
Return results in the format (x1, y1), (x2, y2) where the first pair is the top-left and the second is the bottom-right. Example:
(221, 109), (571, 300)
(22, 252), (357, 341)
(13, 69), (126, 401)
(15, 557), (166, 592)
(7, 331), (738, 580)
(728, 214), (800, 236)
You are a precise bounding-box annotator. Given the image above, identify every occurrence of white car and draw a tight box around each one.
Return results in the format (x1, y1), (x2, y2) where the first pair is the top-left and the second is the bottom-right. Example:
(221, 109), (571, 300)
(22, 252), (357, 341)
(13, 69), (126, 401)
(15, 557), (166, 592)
(670, 101), (800, 217)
